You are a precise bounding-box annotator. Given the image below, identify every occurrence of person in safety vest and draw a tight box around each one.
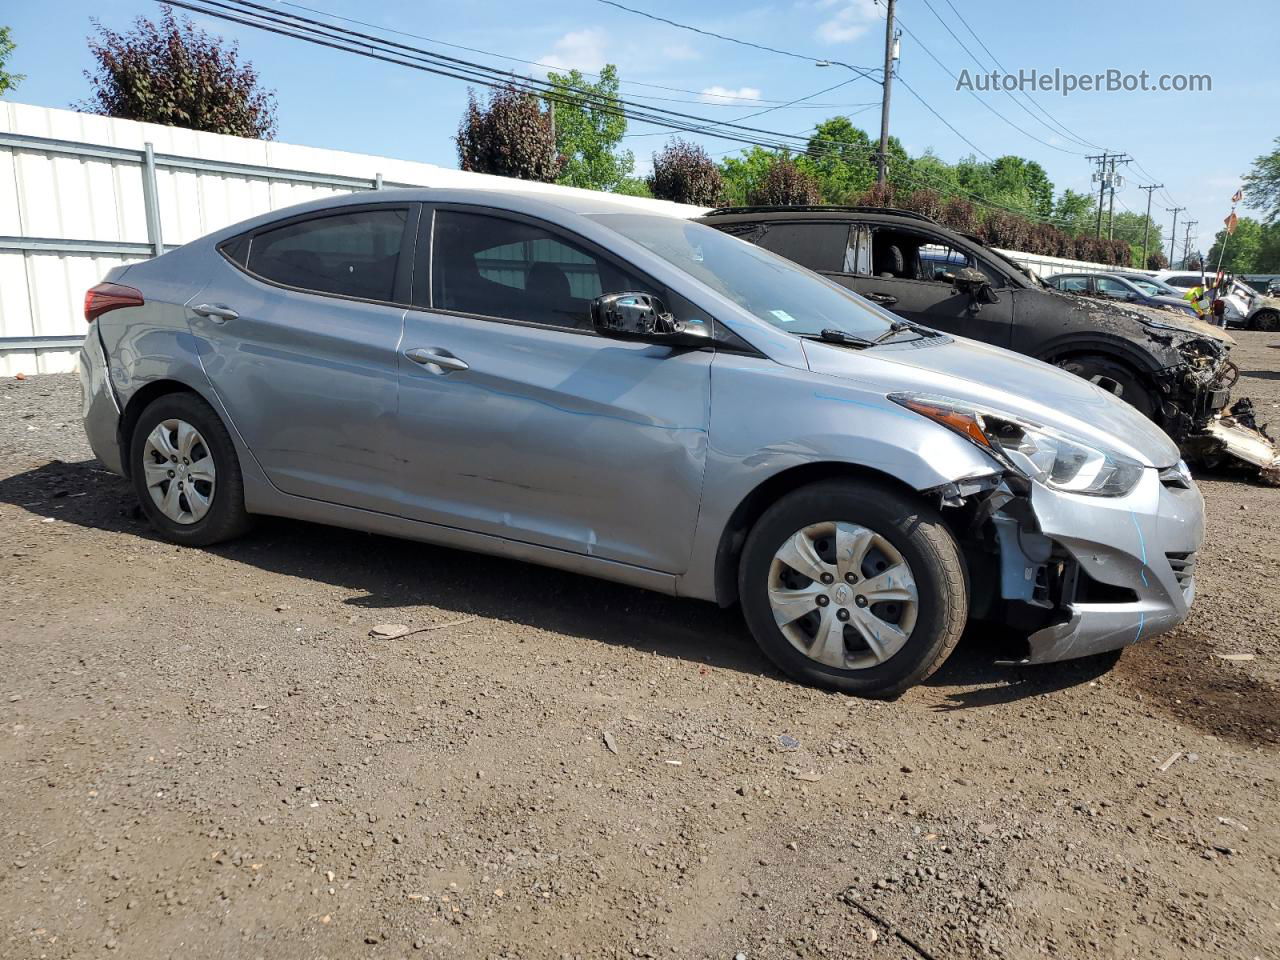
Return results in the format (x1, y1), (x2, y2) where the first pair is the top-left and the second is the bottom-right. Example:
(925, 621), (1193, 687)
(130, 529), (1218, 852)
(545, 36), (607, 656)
(1183, 280), (1208, 317)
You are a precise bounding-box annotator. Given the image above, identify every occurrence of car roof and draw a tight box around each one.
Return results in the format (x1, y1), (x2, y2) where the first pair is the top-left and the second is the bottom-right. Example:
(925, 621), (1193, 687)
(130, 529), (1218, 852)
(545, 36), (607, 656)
(697, 205), (942, 227)
(192, 185), (695, 247)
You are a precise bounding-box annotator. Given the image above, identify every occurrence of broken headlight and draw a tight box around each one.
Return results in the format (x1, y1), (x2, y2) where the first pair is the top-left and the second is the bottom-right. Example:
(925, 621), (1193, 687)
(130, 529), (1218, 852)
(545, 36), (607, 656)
(891, 394), (1145, 497)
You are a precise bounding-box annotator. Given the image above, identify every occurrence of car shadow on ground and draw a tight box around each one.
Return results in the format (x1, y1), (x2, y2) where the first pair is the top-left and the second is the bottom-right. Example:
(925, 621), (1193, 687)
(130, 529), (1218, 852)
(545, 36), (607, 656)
(0, 458), (1118, 706)
(1239, 369), (1280, 381)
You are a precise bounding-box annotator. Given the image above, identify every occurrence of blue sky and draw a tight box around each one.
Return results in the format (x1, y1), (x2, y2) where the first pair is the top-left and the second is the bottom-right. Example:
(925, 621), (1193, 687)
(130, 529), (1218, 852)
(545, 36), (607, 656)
(4, 0), (1274, 257)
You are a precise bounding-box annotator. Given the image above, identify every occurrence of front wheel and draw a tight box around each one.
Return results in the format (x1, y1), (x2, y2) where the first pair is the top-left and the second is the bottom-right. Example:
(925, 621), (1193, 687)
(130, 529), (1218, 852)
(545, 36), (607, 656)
(738, 480), (968, 697)
(1250, 309), (1279, 332)
(1057, 354), (1157, 420)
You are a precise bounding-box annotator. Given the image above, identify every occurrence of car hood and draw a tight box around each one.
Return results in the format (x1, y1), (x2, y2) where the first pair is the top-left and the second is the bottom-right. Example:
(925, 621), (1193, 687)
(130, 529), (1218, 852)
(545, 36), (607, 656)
(802, 333), (1182, 469)
(1047, 289), (1234, 345)
(1251, 294), (1280, 313)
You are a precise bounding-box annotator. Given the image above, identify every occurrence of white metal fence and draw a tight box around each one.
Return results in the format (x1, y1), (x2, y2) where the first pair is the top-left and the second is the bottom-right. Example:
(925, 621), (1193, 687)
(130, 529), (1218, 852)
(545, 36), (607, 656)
(1, 101), (1123, 377)
(0, 102), (700, 376)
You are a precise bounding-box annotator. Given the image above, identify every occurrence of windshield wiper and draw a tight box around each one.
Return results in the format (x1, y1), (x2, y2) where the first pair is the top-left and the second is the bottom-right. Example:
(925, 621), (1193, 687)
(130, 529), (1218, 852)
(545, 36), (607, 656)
(804, 320), (917, 350)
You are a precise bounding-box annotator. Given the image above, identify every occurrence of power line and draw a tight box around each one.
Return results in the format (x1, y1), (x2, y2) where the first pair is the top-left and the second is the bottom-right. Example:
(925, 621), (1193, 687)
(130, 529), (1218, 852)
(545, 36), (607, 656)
(272, 0), (873, 110)
(936, 0), (1104, 151)
(163, 0), (1082, 228)
(893, 17), (1087, 157)
(623, 76), (865, 140)
(895, 73), (993, 162)
(592, 0), (881, 77)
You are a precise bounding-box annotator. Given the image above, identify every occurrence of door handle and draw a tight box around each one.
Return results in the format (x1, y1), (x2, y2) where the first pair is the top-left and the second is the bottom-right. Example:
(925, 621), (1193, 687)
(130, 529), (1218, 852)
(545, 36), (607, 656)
(404, 347), (469, 373)
(191, 302), (239, 323)
(866, 292), (898, 306)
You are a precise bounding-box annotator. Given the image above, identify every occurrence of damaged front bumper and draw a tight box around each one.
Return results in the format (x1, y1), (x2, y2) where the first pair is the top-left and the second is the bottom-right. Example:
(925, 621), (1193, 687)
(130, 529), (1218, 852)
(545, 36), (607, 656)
(974, 464), (1204, 665)
(1157, 342), (1280, 483)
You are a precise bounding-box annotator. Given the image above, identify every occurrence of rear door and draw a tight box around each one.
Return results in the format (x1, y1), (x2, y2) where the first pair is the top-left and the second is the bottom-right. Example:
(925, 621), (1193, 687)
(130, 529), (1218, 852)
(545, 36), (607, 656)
(392, 206), (712, 573)
(189, 203), (417, 513)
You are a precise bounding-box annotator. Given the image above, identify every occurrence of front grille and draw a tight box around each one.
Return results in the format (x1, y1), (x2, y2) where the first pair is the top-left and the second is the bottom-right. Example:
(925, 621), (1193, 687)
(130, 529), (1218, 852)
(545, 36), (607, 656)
(1166, 551), (1197, 594)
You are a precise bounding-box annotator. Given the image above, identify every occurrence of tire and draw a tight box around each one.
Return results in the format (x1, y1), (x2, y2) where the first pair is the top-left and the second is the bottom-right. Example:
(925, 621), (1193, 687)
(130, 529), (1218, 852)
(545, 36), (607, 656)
(1057, 354), (1156, 420)
(129, 391), (252, 547)
(738, 479), (968, 698)
(1250, 309), (1280, 332)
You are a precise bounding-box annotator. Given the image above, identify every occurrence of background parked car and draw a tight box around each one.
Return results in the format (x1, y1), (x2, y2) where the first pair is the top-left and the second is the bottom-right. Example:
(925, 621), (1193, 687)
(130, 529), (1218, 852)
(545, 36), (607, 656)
(697, 206), (1236, 443)
(1043, 272), (1198, 317)
(1154, 270), (1280, 330)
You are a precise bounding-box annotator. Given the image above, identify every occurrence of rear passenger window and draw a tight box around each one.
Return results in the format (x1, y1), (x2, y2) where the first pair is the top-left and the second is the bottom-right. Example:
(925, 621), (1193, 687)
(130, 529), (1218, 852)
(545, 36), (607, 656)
(1057, 276), (1090, 292)
(432, 210), (651, 330)
(755, 222), (849, 273)
(246, 208), (408, 302)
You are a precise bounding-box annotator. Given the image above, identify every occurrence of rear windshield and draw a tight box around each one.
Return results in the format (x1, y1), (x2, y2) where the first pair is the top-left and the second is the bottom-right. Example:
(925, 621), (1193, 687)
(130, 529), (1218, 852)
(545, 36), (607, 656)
(589, 214), (896, 338)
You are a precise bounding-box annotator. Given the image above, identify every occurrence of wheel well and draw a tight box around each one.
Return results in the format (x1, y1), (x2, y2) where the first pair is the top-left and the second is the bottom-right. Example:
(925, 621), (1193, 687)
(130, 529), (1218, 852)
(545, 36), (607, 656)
(117, 380), (201, 478)
(712, 462), (920, 608)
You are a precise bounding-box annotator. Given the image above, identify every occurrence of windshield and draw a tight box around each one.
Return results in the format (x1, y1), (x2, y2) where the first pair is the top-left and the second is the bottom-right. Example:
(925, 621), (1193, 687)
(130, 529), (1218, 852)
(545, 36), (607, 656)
(589, 214), (896, 338)
(1128, 278), (1163, 296)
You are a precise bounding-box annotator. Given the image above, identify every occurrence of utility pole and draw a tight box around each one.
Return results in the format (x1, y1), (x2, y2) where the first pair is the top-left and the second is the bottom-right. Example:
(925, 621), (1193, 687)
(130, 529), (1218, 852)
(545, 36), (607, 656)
(1167, 207), (1182, 264)
(1182, 220), (1198, 269)
(1087, 153), (1131, 237)
(1139, 184), (1162, 268)
(875, 0), (898, 185)
(1088, 153), (1109, 237)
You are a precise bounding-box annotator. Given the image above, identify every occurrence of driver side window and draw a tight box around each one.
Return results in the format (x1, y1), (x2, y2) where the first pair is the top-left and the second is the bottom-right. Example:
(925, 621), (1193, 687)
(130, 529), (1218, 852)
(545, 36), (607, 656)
(430, 210), (652, 330)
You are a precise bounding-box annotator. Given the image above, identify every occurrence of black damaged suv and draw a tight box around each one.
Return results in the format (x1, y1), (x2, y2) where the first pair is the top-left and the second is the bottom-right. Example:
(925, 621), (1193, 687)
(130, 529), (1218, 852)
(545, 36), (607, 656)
(697, 206), (1236, 445)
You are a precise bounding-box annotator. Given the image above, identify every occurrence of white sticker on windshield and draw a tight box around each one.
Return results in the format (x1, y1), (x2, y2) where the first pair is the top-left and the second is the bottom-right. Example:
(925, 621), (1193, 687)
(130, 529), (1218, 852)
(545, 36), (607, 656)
(770, 309), (798, 324)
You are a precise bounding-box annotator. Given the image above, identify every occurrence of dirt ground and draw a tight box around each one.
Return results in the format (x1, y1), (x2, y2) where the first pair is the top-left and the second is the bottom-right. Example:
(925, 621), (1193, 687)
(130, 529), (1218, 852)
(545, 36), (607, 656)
(1, 334), (1278, 960)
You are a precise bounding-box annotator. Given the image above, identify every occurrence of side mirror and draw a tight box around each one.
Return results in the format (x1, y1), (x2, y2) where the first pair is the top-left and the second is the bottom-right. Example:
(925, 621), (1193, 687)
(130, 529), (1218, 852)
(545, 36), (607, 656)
(590, 292), (710, 347)
(951, 267), (999, 305)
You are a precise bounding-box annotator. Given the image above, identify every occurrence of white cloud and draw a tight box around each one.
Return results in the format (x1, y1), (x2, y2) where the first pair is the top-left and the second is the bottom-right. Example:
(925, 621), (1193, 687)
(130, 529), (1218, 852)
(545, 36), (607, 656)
(700, 85), (764, 103)
(537, 29), (609, 72)
(815, 0), (881, 44)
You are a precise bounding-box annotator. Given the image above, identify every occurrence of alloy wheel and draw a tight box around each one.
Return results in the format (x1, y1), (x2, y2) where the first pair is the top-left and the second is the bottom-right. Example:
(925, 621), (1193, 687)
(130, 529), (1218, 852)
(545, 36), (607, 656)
(767, 521), (919, 670)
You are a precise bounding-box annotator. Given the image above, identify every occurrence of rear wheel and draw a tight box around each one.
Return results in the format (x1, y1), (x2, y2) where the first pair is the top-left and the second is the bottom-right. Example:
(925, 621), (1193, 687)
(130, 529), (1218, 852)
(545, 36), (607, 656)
(738, 480), (968, 697)
(129, 392), (252, 546)
(1057, 354), (1156, 420)
(1250, 309), (1279, 332)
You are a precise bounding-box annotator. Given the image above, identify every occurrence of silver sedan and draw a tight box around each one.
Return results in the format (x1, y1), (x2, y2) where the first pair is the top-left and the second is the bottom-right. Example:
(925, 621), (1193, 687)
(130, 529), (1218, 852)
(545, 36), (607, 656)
(80, 188), (1203, 696)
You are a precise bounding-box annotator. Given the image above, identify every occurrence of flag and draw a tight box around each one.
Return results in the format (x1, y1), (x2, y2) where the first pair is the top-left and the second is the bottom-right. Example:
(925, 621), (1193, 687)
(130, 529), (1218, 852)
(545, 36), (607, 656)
(1225, 211), (1239, 235)
(1231, 188), (1243, 204)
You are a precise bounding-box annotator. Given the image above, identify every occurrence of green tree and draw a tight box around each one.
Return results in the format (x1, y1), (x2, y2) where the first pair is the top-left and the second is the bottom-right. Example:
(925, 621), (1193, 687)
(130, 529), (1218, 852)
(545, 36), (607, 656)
(799, 117), (875, 203)
(457, 85), (562, 182)
(718, 147), (781, 206)
(544, 64), (634, 192)
(1243, 137), (1280, 223)
(1052, 189), (1096, 235)
(0, 26), (23, 96)
(80, 11), (276, 138)
(1256, 221), (1280, 272)
(1207, 216), (1264, 273)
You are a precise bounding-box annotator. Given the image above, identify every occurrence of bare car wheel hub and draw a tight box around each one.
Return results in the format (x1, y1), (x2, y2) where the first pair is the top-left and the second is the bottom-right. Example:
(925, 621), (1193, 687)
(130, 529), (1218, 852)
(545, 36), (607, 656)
(141, 418), (216, 525)
(766, 521), (919, 670)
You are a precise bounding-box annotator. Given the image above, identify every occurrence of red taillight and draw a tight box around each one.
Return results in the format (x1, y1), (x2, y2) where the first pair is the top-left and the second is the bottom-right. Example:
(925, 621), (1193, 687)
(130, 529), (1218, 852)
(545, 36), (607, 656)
(84, 282), (144, 324)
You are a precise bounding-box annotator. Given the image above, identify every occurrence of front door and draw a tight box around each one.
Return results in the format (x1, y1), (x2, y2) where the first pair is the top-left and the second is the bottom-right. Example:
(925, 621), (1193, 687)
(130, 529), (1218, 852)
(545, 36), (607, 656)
(831, 226), (1016, 348)
(394, 207), (712, 574)
(188, 204), (417, 514)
